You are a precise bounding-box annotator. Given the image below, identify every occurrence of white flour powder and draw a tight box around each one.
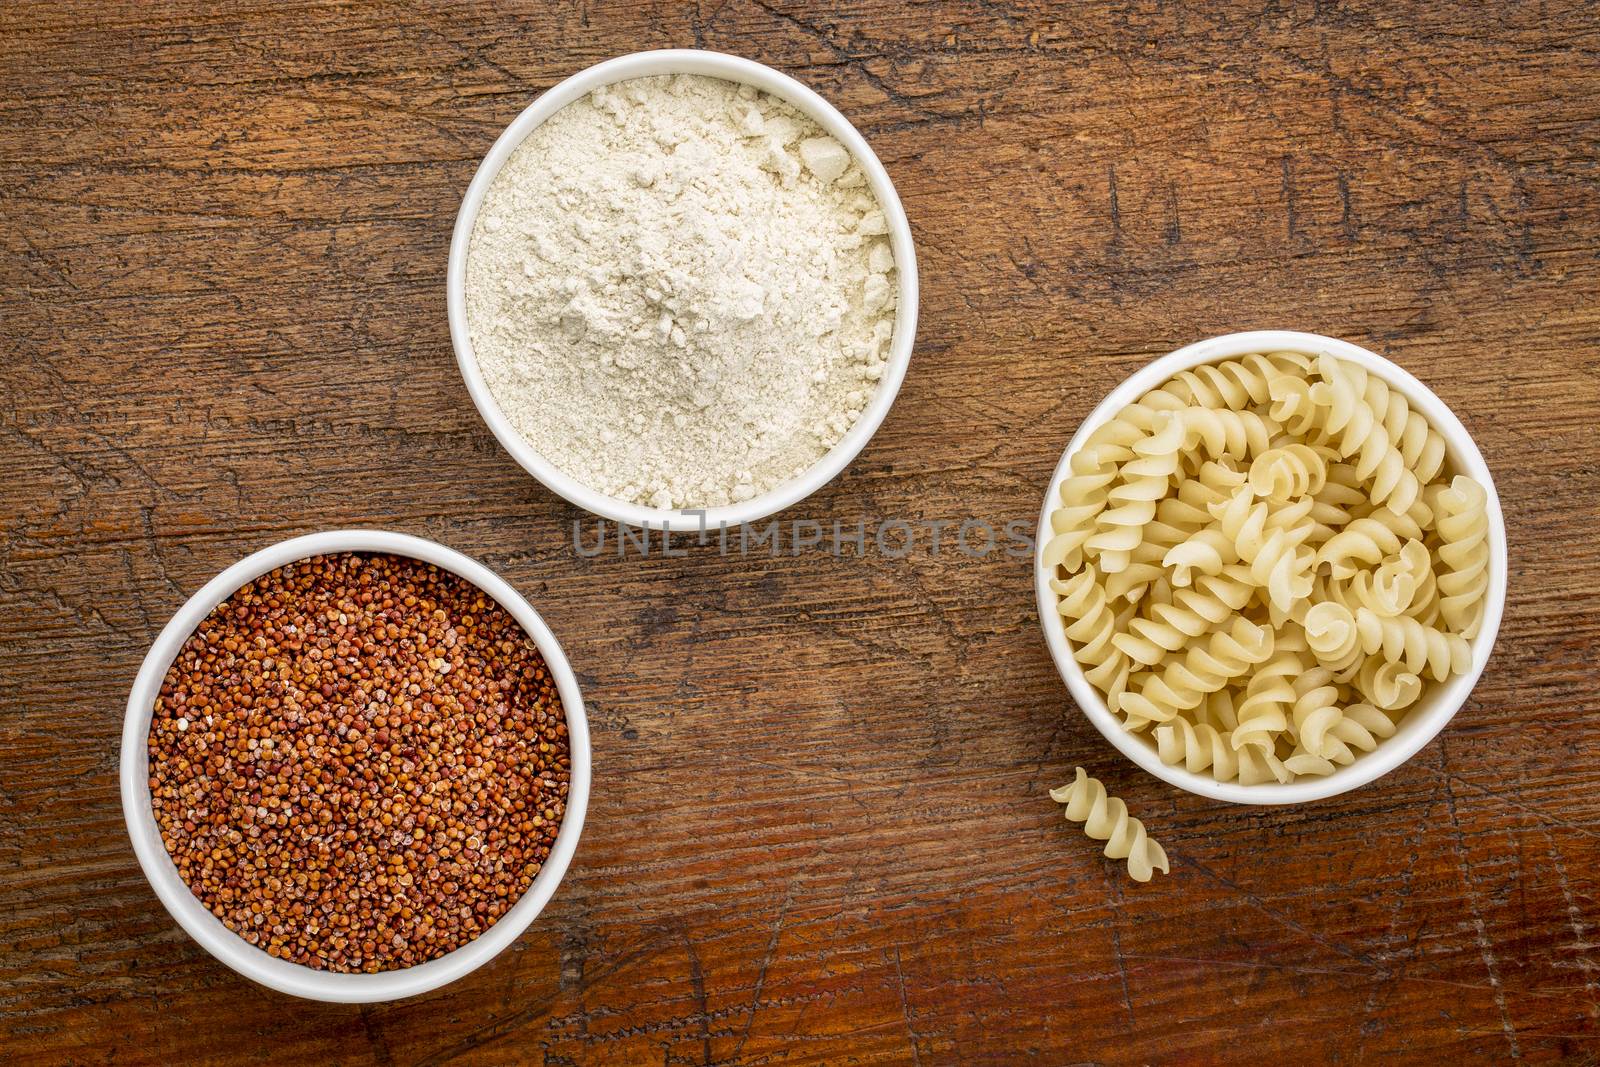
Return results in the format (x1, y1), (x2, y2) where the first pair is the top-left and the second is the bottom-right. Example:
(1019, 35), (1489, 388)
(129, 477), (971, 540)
(465, 74), (897, 511)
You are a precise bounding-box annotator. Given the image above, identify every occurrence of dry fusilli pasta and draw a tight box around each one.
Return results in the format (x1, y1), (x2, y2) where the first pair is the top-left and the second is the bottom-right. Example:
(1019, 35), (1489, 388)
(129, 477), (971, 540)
(1046, 351), (1491, 785)
(1049, 768), (1170, 882)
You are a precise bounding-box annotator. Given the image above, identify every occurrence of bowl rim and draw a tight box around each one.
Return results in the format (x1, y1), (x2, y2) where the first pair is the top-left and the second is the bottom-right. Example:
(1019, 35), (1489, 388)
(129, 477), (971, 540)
(119, 529), (592, 1002)
(446, 48), (920, 532)
(1033, 330), (1508, 805)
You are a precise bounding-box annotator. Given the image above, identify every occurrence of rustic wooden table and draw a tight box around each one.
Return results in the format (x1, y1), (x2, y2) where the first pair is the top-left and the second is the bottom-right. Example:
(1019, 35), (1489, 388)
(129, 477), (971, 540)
(5, 2), (1599, 1063)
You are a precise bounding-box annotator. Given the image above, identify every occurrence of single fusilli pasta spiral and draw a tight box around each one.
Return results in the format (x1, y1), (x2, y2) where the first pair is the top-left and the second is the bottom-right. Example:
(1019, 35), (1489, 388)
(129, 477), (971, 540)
(1311, 354), (1423, 515)
(1286, 667), (1342, 755)
(1051, 570), (1132, 711)
(1284, 686), (1376, 777)
(1041, 445), (1120, 573)
(1087, 413), (1186, 574)
(1230, 650), (1299, 751)
(1168, 351), (1311, 410)
(1356, 363), (1449, 485)
(1432, 475), (1490, 639)
(1120, 617), (1275, 730)
(1111, 566), (1255, 666)
(1314, 510), (1424, 579)
(1049, 768), (1170, 882)
(1352, 609), (1471, 681)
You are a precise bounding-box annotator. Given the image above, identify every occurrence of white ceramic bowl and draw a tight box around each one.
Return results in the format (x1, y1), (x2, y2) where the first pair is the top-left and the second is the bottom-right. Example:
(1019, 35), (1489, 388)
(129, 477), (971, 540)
(120, 530), (591, 1002)
(447, 49), (919, 532)
(1034, 330), (1507, 805)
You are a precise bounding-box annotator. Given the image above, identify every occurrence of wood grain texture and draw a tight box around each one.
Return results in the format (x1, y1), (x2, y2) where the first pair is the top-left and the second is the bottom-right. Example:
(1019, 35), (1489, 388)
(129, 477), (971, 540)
(3, 1), (1599, 1063)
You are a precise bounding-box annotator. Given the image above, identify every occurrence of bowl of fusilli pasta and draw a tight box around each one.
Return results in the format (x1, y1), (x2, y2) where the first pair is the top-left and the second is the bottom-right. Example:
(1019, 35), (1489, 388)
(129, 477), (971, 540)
(1035, 330), (1506, 804)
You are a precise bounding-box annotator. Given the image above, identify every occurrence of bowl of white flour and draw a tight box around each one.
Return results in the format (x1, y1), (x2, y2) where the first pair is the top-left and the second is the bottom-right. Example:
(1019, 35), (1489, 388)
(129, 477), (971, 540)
(448, 50), (917, 531)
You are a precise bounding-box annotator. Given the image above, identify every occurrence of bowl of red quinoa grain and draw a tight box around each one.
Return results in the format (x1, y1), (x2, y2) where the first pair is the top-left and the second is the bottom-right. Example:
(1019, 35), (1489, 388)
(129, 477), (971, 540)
(119, 530), (590, 1002)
